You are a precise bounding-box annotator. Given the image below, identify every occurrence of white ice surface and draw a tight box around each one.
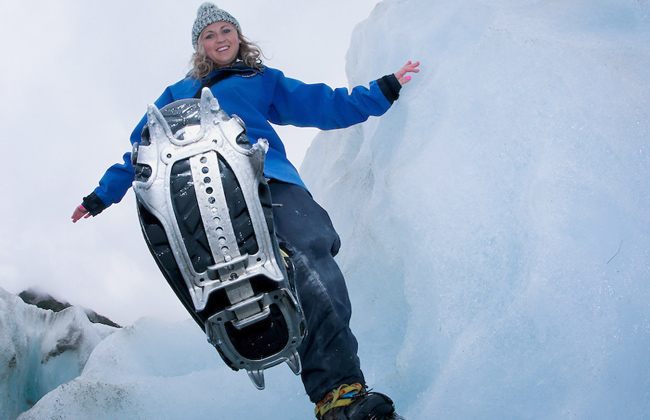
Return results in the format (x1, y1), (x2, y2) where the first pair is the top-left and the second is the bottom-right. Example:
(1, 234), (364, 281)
(301, 1), (650, 419)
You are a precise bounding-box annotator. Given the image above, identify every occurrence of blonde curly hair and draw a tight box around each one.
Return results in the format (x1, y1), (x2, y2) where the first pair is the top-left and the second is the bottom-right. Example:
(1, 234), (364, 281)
(189, 32), (264, 81)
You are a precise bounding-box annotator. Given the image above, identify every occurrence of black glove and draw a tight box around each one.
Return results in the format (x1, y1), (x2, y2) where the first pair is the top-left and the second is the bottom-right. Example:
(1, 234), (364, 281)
(81, 192), (107, 216)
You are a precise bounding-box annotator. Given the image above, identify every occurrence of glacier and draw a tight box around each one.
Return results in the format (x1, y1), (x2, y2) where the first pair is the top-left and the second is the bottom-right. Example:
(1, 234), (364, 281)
(0, 289), (116, 420)
(302, 1), (650, 419)
(5, 0), (650, 419)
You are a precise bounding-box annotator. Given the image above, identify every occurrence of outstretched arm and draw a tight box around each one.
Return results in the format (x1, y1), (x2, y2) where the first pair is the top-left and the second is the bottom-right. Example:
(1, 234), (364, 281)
(394, 61), (420, 85)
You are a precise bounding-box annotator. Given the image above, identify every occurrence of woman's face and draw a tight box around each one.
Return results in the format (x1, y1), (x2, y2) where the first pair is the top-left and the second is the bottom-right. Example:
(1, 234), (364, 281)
(200, 21), (240, 68)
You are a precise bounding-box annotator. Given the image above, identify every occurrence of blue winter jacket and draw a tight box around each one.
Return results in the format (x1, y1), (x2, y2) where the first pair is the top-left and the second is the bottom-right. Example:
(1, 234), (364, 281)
(89, 64), (401, 210)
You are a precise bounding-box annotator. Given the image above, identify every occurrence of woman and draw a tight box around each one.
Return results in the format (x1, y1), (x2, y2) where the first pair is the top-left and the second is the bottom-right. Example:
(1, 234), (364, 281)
(72, 3), (419, 419)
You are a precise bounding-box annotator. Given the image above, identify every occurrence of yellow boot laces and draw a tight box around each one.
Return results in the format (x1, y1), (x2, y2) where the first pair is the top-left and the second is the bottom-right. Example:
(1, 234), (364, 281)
(280, 248), (291, 269)
(315, 383), (364, 419)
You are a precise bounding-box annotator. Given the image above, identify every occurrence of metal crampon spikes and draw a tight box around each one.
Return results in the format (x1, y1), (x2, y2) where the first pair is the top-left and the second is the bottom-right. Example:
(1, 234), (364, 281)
(133, 88), (306, 390)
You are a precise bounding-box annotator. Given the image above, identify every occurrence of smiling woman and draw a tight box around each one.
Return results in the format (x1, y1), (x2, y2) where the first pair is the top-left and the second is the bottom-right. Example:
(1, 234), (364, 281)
(200, 22), (240, 67)
(70, 2), (418, 419)
(190, 22), (264, 80)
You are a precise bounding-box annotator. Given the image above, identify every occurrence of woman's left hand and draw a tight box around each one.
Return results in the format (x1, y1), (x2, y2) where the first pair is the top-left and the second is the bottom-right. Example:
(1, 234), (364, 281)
(394, 60), (420, 85)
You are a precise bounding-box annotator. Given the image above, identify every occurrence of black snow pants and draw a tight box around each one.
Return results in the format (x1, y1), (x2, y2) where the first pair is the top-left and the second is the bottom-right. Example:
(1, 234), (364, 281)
(268, 180), (365, 403)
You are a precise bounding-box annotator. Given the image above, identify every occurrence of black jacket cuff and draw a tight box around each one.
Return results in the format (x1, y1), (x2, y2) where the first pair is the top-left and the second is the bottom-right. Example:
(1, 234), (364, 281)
(82, 192), (108, 216)
(377, 74), (402, 104)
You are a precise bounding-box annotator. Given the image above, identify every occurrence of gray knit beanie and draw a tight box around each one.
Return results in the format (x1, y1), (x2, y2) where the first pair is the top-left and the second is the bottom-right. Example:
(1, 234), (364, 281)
(191, 2), (241, 49)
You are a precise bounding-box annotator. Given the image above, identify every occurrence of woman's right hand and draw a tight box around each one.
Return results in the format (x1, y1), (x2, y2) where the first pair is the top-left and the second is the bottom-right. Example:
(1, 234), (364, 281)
(71, 205), (90, 223)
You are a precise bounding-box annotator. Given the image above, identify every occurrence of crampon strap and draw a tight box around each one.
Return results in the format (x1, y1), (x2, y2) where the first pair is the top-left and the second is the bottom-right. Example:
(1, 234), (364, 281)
(315, 383), (364, 419)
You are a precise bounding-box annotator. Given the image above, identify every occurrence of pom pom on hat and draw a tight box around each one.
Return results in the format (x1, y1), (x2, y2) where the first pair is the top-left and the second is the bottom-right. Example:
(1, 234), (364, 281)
(191, 2), (241, 49)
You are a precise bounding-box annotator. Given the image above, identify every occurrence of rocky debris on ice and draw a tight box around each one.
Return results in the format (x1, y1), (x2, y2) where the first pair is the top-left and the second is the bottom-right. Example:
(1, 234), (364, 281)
(18, 287), (120, 328)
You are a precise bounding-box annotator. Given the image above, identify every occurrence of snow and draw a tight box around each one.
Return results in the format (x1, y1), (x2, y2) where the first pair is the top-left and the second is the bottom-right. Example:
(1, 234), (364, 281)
(4, 0), (650, 419)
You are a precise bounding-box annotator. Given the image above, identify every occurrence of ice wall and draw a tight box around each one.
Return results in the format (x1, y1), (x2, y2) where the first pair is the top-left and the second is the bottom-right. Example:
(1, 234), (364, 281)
(0, 288), (116, 420)
(302, 0), (650, 419)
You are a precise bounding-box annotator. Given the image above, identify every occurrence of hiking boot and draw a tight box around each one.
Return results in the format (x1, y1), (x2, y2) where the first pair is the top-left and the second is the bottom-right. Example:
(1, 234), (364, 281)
(315, 384), (402, 420)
